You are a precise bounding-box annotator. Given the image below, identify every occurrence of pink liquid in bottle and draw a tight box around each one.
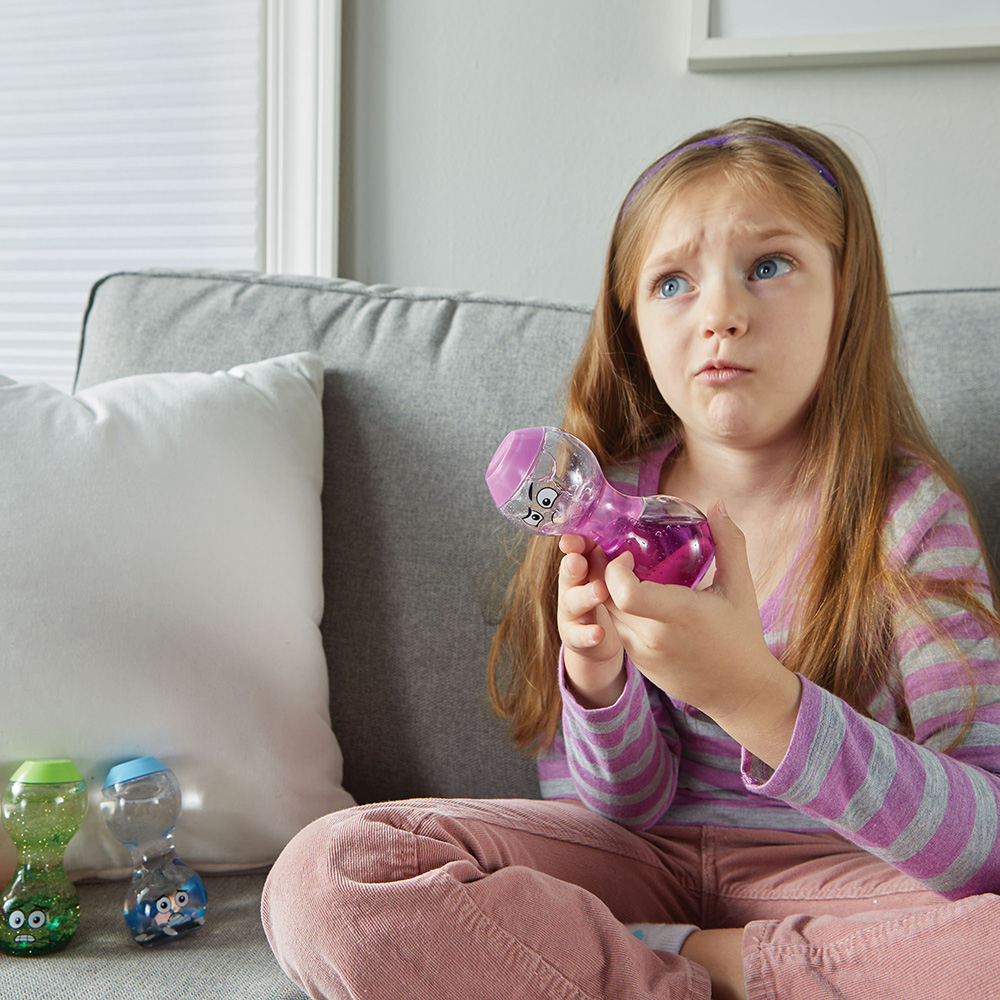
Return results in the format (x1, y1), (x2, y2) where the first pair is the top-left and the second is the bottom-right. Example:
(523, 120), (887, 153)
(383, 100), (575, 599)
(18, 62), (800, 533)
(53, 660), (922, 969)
(604, 513), (714, 587)
(485, 427), (715, 588)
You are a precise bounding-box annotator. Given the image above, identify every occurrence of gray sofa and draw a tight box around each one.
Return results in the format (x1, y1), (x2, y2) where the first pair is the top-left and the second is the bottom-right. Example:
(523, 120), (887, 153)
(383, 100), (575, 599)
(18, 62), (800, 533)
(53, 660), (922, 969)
(4, 270), (998, 999)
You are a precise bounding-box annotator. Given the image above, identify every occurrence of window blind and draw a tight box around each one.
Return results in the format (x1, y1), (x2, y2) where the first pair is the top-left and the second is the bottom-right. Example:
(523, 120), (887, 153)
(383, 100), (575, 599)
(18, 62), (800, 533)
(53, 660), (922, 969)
(0, 0), (262, 392)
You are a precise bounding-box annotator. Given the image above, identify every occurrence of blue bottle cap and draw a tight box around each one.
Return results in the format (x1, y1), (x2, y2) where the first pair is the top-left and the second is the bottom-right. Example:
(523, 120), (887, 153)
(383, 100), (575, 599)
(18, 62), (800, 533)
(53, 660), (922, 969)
(103, 756), (170, 790)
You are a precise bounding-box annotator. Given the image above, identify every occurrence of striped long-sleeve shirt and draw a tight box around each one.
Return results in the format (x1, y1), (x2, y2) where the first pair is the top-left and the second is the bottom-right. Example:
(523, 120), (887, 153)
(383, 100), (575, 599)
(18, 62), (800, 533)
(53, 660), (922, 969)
(537, 447), (1000, 899)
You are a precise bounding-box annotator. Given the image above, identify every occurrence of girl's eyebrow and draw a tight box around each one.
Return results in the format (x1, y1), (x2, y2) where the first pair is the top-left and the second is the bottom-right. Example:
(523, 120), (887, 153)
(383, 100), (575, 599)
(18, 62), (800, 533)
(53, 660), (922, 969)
(641, 226), (810, 273)
(641, 242), (696, 272)
(743, 225), (809, 244)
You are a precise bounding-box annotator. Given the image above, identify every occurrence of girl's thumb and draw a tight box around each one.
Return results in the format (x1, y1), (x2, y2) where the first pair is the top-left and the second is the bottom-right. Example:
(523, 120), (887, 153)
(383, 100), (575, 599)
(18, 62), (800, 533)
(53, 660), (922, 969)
(706, 500), (752, 596)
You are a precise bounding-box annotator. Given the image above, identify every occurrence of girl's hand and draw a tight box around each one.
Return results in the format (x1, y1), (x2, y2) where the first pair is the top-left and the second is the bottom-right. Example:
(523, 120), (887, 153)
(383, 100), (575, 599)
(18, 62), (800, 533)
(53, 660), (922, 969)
(603, 502), (801, 767)
(557, 534), (626, 709)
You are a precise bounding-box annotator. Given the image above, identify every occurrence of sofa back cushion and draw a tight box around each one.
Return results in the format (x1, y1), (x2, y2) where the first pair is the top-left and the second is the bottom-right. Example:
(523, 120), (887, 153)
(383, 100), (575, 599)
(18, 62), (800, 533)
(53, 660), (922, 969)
(75, 272), (1000, 804)
(77, 272), (592, 803)
(894, 288), (1000, 571)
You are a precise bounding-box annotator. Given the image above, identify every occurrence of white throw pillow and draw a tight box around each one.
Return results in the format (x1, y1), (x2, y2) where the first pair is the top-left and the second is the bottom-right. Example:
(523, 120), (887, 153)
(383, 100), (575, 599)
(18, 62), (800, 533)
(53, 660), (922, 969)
(0, 353), (355, 882)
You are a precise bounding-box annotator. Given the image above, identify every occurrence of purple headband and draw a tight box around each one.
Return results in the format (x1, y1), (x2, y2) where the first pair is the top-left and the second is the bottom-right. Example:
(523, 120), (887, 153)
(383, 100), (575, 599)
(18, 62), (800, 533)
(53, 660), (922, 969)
(622, 134), (838, 215)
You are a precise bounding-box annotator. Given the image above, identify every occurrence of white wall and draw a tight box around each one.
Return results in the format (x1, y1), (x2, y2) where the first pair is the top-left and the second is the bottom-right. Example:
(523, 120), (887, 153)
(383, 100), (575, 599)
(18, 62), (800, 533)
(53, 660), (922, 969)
(339, 0), (1000, 306)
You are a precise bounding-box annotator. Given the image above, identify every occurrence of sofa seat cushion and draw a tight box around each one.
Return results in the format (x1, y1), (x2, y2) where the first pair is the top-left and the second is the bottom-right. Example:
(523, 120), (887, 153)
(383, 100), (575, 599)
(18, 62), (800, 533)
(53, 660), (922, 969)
(0, 873), (305, 999)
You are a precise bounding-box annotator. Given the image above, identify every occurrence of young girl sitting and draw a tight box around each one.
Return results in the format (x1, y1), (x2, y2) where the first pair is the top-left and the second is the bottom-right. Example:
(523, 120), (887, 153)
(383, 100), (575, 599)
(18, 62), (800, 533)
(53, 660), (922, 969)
(262, 118), (1000, 1000)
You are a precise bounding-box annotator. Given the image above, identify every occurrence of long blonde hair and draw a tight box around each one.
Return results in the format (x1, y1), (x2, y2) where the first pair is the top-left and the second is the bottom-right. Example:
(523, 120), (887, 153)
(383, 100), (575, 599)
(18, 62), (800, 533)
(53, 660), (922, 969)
(488, 117), (999, 751)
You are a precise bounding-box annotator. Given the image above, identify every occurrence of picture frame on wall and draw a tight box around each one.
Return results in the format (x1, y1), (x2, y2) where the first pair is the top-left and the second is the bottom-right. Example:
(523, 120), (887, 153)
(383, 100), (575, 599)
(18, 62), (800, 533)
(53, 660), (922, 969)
(688, 0), (1000, 71)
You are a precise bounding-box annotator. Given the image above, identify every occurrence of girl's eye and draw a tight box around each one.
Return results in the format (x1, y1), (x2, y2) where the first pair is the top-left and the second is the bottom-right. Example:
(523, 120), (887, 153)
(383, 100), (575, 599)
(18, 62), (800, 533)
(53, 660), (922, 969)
(750, 257), (793, 281)
(656, 275), (691, 299)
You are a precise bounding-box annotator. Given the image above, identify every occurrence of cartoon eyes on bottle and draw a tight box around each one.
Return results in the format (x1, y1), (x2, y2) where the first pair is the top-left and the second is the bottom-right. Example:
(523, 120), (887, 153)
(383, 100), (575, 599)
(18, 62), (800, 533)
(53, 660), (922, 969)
(155, 891), (191, 914)
(520, 485), (562, 528)
(7, 909), (45, 930)
(535, 487), (559, 510)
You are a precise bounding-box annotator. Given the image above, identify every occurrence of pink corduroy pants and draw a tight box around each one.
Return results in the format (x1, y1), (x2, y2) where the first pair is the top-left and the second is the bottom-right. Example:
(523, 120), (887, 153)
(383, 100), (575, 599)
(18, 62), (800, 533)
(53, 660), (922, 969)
(261, 797), (1000, 999)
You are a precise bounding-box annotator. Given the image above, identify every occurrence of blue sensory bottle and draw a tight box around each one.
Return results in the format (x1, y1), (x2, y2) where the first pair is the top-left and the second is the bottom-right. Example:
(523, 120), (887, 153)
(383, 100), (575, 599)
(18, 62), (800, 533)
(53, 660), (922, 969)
(100, 757), (207, 945)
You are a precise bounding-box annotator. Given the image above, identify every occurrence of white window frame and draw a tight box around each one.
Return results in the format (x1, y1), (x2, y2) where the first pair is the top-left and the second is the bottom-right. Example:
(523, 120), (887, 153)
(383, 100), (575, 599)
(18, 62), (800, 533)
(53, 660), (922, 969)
(263, 0), (340, 276)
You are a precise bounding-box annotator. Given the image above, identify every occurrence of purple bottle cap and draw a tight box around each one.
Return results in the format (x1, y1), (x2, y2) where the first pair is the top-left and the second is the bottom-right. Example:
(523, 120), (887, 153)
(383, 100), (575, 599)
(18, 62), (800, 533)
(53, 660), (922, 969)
(485, 427), (547, 507)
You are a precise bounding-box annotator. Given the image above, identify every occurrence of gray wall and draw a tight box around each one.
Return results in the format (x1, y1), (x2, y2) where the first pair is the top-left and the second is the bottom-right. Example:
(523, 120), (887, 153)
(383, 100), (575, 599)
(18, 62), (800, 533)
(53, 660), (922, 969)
(339, 0), (1000, 305)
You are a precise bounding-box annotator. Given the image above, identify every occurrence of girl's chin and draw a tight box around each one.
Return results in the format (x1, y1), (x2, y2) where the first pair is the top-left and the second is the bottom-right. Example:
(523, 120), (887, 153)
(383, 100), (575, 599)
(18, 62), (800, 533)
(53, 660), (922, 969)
(703, 398), (758, 440)
(689, 402), (807, 451)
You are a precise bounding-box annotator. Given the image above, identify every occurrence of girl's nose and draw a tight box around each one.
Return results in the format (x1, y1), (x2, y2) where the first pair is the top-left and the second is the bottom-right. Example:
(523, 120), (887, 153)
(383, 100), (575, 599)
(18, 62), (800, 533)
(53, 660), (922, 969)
(701, 279), (748, 338)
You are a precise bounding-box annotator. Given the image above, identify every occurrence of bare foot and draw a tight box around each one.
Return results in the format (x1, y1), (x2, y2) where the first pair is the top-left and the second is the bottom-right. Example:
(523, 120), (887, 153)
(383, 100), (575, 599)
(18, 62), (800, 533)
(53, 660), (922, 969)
(679, 928), (746, 1000)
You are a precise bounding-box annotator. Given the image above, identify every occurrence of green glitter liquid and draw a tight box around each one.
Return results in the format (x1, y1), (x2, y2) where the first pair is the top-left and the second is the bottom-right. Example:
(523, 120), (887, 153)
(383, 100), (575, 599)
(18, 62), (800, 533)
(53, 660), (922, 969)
(1, 771), (87, 957)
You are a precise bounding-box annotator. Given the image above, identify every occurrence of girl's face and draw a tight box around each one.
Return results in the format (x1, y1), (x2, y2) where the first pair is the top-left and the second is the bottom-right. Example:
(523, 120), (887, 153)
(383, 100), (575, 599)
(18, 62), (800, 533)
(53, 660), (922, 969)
(632, 175), (837, 455)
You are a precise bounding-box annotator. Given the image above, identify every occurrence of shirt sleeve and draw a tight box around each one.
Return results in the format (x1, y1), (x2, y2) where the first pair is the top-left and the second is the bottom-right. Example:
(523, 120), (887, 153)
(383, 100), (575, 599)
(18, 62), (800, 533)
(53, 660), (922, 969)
(741, 468), (1000, 899)
(537, 651), (681, 829)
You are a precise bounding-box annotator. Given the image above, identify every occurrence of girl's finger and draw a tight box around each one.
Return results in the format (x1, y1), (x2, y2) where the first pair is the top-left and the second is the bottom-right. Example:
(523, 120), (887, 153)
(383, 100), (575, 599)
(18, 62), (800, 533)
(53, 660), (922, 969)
(560, 579), (608, 620)
(604, 551), (694, 621)
(558, 533), (589, 555)
(559, 550), (590, 587)
(562, 621), (606, 651)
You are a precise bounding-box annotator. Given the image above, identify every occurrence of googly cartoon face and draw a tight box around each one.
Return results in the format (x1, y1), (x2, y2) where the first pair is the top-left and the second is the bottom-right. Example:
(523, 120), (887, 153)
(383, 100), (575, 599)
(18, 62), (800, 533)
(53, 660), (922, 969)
(7, 906), (48, 941)
(158, 889), (188, 911)
(0, 890), (78, 955)
(521, 484), (562, 528)
(128, 876), (207, 944)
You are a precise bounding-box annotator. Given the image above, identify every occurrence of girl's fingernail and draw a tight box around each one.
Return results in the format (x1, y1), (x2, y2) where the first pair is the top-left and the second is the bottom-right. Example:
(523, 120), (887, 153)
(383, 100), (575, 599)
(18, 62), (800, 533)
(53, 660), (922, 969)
(716, 499), (729, 518)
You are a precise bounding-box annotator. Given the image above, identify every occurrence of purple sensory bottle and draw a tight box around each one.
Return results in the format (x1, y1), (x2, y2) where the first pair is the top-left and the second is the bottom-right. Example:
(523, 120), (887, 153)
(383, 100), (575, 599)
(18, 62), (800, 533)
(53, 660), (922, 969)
(485, 427), (714, 588)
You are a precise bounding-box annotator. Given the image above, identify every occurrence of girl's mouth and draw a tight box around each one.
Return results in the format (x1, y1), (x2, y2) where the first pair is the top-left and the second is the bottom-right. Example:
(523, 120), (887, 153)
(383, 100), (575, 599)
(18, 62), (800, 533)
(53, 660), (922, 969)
(695, 361), (750, 384)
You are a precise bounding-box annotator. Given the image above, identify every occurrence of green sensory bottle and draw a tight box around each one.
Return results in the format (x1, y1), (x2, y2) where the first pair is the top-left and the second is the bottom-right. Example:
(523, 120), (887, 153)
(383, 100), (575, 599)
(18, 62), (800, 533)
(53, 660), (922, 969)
(1, 759), (87, 955)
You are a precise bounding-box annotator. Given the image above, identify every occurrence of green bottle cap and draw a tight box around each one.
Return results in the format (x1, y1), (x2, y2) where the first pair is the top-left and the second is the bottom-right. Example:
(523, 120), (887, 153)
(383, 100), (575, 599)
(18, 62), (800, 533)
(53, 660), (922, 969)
(10, 759), (84, 785)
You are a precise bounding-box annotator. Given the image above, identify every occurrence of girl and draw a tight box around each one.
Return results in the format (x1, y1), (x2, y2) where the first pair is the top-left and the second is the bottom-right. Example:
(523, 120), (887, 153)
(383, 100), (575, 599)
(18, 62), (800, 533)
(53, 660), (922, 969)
(262, 119), (1000, 999)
